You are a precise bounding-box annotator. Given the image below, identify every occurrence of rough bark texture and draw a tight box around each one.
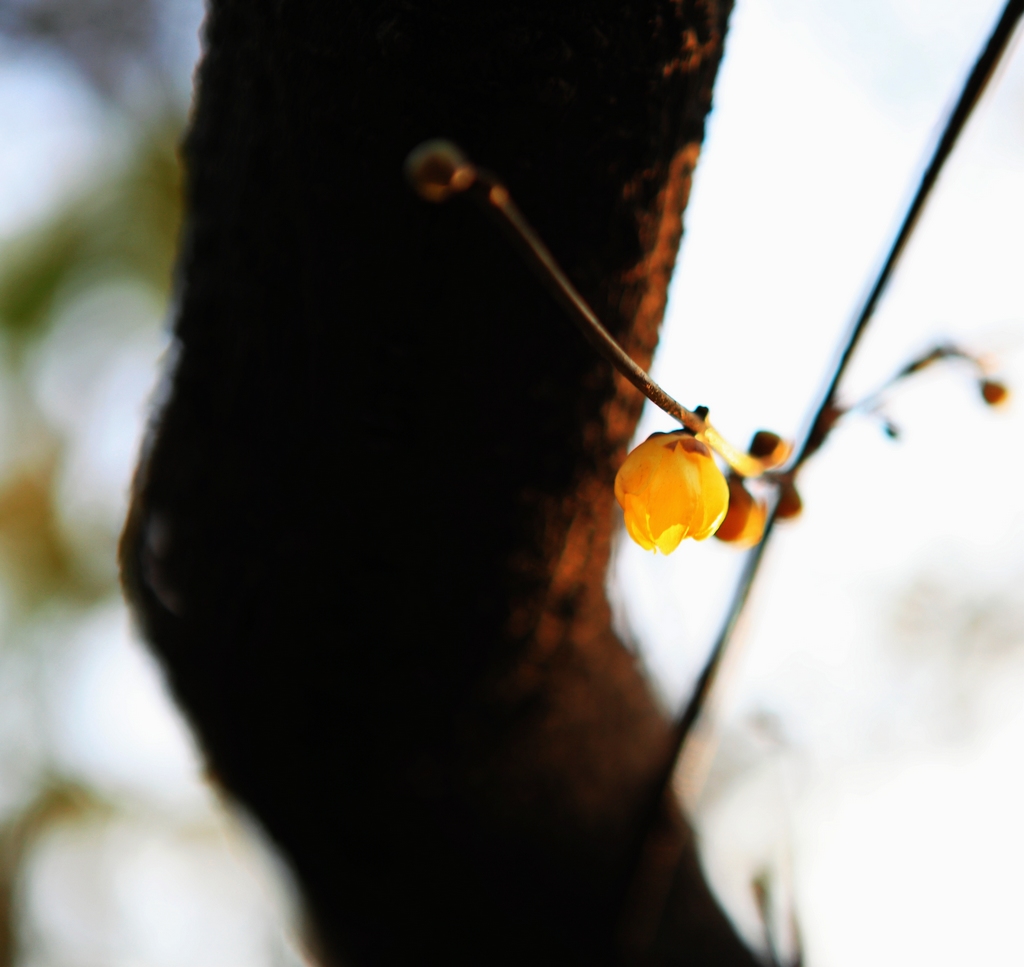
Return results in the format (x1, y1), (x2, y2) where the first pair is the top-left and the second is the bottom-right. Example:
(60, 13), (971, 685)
(120, 2), (759, 965)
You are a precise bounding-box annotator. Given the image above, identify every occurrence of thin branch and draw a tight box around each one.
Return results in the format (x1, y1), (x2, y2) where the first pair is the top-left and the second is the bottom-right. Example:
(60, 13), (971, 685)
(795, 0), (1024, 466)
(404, 141), (769, 479)
(669, 0), (1024, 773)
(627, 2), (1024, 901)
(675, 504), (779, 744)
(475, 178), (702, 432)
(618, 499), (782, 883)
(848, 342), (992, 416)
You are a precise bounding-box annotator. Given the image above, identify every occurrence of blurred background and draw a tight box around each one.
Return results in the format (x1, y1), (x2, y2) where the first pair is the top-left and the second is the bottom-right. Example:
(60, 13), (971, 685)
(0, 0), (1020, 964)
(0, 0), (306, 964)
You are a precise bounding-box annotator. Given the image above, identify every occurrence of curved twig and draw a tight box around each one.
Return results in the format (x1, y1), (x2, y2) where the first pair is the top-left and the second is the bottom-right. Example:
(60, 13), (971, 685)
(404, 140), (769, 480)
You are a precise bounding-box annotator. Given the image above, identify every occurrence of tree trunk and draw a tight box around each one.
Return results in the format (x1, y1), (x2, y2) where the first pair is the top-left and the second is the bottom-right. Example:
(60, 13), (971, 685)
(120, 2), (759, 964)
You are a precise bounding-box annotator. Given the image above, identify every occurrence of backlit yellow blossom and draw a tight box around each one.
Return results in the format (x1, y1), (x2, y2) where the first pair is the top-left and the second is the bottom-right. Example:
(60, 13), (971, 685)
(614, 431), (729, 553)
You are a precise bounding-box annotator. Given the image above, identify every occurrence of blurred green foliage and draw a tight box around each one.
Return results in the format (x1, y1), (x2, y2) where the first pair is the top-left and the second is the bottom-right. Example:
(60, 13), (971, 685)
(0, 464), (78, 605)
(0, 118), (183, 339)
(0, 117), (184, 610)
(0, 108), (197, 967)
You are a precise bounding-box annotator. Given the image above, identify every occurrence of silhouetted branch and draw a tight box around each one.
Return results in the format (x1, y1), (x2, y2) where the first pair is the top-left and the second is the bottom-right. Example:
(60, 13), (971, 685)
(644, 0), (1023, 855)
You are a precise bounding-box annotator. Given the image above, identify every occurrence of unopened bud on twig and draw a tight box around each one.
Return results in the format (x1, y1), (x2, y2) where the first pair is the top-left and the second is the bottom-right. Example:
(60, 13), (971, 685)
(715, 475), (766, 547)
(405, 140), (477, 202)
(748, 430), (791, 469)
(775, 478), (803, 520)
(980, 379), (1009, 407)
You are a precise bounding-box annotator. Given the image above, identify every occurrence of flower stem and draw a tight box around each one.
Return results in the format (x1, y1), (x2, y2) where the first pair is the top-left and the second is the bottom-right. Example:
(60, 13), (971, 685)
(794, 0), (1024, 467)
(405, 140), (771, 478)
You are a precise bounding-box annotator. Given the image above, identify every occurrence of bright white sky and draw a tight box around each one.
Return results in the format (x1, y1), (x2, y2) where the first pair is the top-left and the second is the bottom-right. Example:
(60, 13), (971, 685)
(614, 1), (1024, 962)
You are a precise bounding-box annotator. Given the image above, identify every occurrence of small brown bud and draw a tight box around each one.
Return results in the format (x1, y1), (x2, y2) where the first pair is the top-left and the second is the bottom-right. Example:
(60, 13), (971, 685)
(748, 430), (791, 469)
(980, 379), (1009, 407)
(405, 140), (477, 203)
(776, 479), (803, 520)
(715, 476), (766, 547)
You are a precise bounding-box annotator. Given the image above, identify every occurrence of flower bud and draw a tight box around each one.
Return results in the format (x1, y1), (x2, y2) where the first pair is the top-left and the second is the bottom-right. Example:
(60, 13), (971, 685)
(748, 430), (791, 469)
(615, 431), (729, 553)
(980, 379), (1009, 407)
(775, 478), (803, 520)
(715, 476), (767, 547)
(404, 140), (477, 202)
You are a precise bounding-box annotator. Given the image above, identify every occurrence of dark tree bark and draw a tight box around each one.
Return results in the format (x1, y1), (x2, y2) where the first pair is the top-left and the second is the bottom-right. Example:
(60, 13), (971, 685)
(120, 2), (759, 965)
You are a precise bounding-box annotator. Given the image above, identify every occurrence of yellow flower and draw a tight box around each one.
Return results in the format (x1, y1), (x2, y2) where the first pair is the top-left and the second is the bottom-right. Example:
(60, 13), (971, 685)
(615, 431), (730, 553)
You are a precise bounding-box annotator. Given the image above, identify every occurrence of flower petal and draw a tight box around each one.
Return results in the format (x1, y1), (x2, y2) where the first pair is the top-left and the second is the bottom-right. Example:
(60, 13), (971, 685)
(622, 493), (656, 551)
